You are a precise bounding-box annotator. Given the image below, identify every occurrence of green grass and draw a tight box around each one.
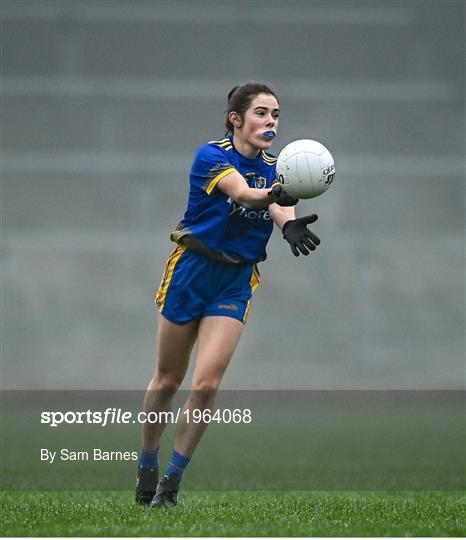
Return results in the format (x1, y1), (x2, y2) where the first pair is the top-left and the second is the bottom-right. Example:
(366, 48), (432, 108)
(1, 490), (465, 536)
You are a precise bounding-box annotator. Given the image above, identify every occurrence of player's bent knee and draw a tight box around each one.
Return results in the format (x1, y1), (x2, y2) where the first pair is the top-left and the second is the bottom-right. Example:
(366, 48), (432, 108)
(151, 376), (182, 394)
(190, 380), (221, 397)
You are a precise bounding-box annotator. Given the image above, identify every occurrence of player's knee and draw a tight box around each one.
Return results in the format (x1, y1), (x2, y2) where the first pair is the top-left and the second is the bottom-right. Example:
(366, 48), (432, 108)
(190, 379), (220, 401)
(151, 375), (182, 394)
(192, 377), (221, 392)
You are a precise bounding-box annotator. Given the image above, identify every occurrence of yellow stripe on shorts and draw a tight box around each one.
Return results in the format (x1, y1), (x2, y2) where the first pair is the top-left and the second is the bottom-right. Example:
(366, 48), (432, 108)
(155, 245), (186, 312)
(243, 264), (261, 323)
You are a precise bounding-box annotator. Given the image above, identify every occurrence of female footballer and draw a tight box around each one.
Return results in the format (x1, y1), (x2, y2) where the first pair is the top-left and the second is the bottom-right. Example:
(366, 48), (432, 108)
(135, 82), (320, 507)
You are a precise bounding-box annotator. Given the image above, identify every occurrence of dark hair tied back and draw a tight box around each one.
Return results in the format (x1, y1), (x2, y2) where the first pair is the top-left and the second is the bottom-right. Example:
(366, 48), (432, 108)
(227, 85), (240, 102)
(225, 82), (279, 135)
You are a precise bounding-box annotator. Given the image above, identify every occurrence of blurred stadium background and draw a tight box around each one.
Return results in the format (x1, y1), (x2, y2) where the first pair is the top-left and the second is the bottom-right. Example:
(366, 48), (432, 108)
(2, 0), (465, 390)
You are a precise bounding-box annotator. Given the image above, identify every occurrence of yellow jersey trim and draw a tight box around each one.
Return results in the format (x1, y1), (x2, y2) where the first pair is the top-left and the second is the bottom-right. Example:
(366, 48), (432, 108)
(208, 137), (229, 145)
(205, 167), (236, 195)
(261, 150), (277, 164)
(155, 246), (187, 312)
(208, 139), (233, 152)
(218, 140), (232, 147)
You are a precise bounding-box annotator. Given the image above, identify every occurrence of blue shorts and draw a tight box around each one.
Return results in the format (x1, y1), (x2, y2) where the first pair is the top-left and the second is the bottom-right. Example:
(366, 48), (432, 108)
(155, 246), (260, 325)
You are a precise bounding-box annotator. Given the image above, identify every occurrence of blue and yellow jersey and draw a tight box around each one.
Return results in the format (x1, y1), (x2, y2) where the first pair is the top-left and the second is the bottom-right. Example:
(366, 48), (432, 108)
(170, 136), (278, 264)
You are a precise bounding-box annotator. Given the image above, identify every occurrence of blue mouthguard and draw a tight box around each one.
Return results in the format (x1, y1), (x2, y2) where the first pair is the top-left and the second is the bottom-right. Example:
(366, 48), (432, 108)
(263, 131), (276, 139)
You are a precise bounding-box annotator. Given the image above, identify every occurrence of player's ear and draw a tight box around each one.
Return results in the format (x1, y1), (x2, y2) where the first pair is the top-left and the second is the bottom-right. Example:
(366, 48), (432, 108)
(228, 111), (242, 128)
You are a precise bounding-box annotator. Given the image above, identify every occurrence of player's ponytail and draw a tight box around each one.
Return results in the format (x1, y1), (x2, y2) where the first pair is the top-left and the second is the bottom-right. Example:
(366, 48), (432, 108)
(225, 82), (279, 135)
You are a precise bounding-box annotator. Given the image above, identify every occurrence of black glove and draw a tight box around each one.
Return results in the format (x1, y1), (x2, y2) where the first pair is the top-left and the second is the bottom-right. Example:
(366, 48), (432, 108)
(268, 184), (298, 207)
(282, 215), (320, 256)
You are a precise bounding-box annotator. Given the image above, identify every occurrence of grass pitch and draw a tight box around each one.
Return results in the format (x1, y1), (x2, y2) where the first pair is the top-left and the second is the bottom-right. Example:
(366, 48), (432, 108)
(1, 490), (465, 536)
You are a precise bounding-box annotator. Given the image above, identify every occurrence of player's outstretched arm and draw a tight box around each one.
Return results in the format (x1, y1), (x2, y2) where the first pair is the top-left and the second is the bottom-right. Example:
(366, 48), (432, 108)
(268, 203), (295, 231)
(216, 171), (298, 209)
(216, 170), (273, 208)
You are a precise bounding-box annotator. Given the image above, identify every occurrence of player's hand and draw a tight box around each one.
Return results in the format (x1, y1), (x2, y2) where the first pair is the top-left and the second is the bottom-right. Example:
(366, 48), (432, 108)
(269, 184), (298, 206)
(282, 215), (320, 256)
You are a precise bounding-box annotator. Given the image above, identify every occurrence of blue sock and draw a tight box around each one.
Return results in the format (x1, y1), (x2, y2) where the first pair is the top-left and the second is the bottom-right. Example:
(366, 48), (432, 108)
(164, 450), (190, 480)
(139, 445), (159, 470)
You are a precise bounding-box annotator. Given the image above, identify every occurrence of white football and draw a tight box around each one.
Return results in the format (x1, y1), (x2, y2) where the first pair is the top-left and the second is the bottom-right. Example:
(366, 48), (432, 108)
(276, 139), (335, 199)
